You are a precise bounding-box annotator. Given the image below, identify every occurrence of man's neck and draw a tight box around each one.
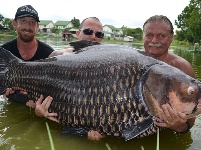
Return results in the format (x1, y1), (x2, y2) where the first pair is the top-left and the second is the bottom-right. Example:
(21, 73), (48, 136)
(17, 38), (38, 60)
(17, 38), (37, 50)
(154, 52), (169, 63)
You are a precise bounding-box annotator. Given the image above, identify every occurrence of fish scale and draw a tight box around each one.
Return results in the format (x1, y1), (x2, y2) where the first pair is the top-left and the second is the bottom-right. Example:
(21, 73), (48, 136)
(0, 41), (201, 141)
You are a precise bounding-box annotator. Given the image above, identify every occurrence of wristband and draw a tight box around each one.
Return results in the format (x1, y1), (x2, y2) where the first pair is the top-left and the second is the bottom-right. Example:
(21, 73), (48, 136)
(176, 122), (191, 134)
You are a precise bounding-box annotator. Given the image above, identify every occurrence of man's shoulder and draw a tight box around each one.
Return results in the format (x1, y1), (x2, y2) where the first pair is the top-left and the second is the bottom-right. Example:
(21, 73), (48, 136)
(1, 39), (17, 51)
(37, 39), (54, 51)
(171, 53), (190, 65)
(1, 39), (17, 48)
(170, 53), (195, 77)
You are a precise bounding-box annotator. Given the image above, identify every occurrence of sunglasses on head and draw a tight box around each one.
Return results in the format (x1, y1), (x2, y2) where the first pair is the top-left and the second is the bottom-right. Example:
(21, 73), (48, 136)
(81, 28), (104, 38)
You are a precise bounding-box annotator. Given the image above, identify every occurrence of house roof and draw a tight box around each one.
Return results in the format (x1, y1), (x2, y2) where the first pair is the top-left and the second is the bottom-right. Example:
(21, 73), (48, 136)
(39, 20), (53, 25)
(104, 25), (116, 30)
(104, 25), (120, 31)
(54, 21), (71, 26)
(103, 31), (115, 35)
(69, 28), (79, 31)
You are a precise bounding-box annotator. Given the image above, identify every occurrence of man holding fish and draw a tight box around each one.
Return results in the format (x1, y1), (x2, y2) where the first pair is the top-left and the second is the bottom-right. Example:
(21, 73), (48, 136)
(34, 15), (199, 140)
(2, 7), (199, 140)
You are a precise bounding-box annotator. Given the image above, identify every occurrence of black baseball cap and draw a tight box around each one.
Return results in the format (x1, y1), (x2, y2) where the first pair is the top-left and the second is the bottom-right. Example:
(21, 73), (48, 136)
(15, 5), (40, 22)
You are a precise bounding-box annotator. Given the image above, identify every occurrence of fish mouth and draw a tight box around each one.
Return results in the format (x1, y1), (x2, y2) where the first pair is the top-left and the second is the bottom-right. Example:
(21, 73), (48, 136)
(188, 83), (201, 117)
(186, 101), (201, 118)
(191, 102), (199, 114)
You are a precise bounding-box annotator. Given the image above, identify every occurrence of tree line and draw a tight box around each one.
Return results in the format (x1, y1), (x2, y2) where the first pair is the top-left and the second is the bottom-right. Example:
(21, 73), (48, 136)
(0, 14), (143, 41)
(175, 0), (201, 44)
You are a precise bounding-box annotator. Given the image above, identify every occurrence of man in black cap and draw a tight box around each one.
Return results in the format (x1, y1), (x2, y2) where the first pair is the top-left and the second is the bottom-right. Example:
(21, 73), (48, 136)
(1, 5), (56, 61)
(2, 5), (72, 107)
(15, 5), (40, 22)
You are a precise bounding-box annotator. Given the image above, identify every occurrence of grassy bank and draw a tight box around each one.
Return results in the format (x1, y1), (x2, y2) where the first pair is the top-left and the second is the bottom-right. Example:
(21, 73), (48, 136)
(0, 33), (192, 50)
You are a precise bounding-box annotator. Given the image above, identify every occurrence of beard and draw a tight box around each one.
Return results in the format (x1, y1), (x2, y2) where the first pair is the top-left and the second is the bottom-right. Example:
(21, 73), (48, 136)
(18, 29), (35, 43)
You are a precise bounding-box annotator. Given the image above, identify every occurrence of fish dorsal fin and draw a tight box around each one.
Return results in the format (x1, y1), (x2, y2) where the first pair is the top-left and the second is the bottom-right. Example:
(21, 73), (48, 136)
(122, 115), (153, 141)
(69, 40), (101, 53)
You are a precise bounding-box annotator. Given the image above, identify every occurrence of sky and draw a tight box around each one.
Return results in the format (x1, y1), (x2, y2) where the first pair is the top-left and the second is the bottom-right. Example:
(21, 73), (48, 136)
(0, 0), (191, 30)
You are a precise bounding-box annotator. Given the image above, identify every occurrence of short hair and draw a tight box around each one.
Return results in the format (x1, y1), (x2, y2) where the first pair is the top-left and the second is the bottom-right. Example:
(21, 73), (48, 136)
(143, 15), (174, 35)
(79, 17), (101, 29)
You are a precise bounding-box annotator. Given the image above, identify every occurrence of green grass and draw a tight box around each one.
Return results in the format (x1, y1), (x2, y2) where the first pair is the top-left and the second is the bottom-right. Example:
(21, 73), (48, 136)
(46, 122), (55, 150)
(0, 32), (192, 49)
(0, 34), (16, 37)
(156, 128), (159, 150)
(44, 121), (161, 150)
(105, 143), (111, 150)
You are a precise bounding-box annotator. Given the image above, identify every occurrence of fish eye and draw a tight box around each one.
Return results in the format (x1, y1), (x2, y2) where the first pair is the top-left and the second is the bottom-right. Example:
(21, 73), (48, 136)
(187, 87), (194, 95)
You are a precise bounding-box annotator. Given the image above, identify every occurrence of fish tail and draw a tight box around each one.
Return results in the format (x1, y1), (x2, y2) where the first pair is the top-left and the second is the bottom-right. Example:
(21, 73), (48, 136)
(0, 47), (21, 94)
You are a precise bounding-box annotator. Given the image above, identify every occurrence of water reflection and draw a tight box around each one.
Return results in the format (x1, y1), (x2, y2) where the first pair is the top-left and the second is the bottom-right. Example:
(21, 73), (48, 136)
(0, 36), (71, 50)
(40, 37), (71, 50)
(0, 37), (201, 150)
(172, 48), (201, 80)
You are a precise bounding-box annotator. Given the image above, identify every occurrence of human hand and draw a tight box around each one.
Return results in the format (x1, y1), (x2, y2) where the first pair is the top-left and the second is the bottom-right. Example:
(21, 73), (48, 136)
(26, 100), (36, 108)
(87, 130), (105, 141)
(35, 95), (59, 123)
(3, 88), (14, 99)
(48, 48), (73, 58)
(3, 88), (27, 99)
(154, 103), (188, 133)
(3, 88), (30, 104)
(62, 48), (73, 54)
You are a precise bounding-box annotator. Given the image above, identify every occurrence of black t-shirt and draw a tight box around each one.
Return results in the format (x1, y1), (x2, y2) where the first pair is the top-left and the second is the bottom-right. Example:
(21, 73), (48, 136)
(1, 39), (54, 61)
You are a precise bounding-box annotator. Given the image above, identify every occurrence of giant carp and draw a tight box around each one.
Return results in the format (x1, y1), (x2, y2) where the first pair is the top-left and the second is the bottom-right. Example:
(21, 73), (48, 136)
(0, 41), (201, 141)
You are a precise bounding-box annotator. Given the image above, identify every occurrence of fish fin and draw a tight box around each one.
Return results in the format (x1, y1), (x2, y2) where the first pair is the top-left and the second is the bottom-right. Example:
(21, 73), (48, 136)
(7, 90), (29, 103)
(122, 115), (153, 141)
(0, 47), (21, 94)
(69, 40), (101, 53)
(61, 126), (88, 136)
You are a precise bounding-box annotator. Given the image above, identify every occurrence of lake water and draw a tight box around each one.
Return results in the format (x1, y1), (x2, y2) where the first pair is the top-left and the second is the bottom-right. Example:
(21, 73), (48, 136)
(0, 37), (201, 150)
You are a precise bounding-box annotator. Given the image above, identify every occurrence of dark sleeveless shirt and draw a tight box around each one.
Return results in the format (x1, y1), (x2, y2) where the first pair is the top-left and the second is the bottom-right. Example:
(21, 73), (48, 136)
(1, 39), (54, 61)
